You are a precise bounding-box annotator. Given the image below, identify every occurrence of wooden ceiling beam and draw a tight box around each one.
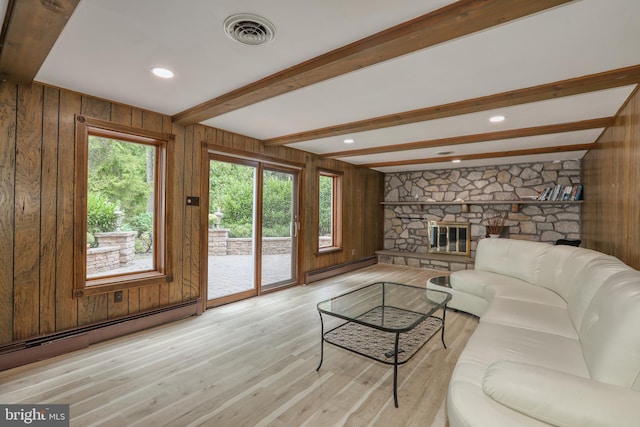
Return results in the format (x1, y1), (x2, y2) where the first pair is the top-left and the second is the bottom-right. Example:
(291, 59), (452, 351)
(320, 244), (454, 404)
(357, 143), (596, 169)
(323, 117), (614, 158)
(172, 0), (573, 126)
(264, 66), (640, 147)
(0, 0), (80, 84)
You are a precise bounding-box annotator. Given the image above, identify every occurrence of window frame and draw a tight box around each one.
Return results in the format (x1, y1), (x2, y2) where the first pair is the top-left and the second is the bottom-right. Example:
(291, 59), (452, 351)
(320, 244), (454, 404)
(317, 168), (343, 253)
(73, 115), (174, 298)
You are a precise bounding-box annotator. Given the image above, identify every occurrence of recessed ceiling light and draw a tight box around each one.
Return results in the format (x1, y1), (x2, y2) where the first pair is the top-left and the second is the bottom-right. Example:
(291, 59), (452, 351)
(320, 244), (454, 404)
(151, 67), (174, 78)
(489, 115), (506, 123)
(451, 159), (461, 163)
(343, 138), (355, 144)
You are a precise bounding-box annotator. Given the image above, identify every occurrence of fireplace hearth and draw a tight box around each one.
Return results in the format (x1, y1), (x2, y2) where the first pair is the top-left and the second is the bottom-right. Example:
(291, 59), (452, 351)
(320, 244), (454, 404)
(428, 221), (470, 256)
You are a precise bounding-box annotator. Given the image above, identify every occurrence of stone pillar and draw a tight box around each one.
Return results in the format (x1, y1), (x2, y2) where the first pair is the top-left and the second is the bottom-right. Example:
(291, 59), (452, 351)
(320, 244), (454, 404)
(208, 228), (229, 255)
(94, 231), (137, 266)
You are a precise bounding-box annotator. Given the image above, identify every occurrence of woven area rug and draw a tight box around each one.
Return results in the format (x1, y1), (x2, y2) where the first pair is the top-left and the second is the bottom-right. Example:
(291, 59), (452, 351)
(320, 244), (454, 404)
(324, 307), (443, 364)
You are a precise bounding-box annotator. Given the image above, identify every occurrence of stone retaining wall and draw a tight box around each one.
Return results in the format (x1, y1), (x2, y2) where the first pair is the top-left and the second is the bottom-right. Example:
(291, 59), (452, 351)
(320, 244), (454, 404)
(87, 231), (137, 275)
(94, 231), (137, 265)
(382, 161), (582, 266)
(208, 229), (330, 255)
(87, 246), (121, 275)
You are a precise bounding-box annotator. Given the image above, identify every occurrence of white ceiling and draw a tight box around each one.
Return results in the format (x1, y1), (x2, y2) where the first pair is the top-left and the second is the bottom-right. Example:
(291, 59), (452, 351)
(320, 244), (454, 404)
(31, 0), (640, 172)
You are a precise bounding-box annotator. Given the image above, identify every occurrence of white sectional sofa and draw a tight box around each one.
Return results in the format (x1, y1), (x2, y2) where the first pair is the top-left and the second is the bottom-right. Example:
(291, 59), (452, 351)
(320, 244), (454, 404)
(428, 238), (640, 427)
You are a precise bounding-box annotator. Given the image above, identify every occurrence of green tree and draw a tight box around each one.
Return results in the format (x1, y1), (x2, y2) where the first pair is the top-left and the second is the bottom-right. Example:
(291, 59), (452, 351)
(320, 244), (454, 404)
(319, 175), (333, 236)
(87, 136), (155, 253)
(262, 170), (292, 237)
(209, 162), (294, 238)
(209, 161), (255, 237)
(88, 136), (153, 218)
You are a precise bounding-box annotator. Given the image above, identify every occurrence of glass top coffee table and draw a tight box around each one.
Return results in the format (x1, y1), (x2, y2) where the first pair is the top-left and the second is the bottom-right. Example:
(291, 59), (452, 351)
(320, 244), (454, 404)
(316, 282), (451, 407)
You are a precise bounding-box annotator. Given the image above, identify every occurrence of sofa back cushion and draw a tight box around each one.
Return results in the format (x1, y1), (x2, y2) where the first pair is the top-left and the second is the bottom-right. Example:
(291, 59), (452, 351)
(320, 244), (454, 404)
(579, 270), (640, 389)
(536, 245), (612, 300)
(566, 256), (631, 331)
(474, 238), (550, 285)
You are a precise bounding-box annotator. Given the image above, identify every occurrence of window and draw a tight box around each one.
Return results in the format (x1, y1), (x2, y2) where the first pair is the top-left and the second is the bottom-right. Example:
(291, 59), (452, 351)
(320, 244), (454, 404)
(318, 169), (342, 252)
(73, 115), (173, 297)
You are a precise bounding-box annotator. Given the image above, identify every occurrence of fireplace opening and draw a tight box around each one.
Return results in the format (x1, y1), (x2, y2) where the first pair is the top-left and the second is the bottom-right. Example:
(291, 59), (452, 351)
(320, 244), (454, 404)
(428, 221), (470, 256)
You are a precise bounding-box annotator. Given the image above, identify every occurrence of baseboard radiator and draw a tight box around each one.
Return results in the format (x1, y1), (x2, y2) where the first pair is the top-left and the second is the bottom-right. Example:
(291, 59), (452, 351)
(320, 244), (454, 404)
(0, 299), (201, 371)
(304, 256), (377, 284)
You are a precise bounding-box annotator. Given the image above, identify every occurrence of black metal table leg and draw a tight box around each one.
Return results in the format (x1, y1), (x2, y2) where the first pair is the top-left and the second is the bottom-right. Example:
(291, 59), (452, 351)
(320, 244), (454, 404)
(393, 331), (400, 408)
(316, 312), (325, 371)
(441, 305), (448, 349)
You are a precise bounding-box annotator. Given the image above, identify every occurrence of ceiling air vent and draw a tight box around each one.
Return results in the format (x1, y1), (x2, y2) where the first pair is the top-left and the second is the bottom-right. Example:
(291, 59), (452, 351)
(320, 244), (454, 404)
(224, 14), (276, 46)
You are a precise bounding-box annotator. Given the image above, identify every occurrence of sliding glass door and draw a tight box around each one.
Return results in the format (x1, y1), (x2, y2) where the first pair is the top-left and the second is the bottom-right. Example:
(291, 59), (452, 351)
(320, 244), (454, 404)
(207, 157), (257, 304)
(261, 168), (298, 289)
(207, 155), (299, 307)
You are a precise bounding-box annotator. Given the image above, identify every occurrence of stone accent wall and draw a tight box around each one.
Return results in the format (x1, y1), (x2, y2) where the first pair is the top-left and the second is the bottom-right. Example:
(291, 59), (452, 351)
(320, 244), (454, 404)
(382, 161), (582, 265)
(376, 251), (473, 272)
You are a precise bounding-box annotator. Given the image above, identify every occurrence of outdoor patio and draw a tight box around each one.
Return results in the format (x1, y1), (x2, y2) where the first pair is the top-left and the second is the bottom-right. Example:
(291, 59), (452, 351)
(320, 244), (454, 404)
(207, 254), (292, 300)
(90, 253), (292, 301)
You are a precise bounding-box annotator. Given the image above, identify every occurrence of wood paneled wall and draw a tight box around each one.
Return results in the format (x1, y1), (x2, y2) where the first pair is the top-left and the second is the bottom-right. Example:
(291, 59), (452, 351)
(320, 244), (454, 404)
(0, 83), (384, 345)
(582, 86), (640, 269)
(0, 83), (201, 344)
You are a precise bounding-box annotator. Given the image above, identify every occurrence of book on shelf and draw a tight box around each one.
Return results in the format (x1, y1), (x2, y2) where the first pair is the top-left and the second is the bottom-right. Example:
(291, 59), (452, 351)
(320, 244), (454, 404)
(538, 187), (549, 201)
(536, 184), (583, 201)
(575, 184), (583, 201)
(570, 184), (579, 200)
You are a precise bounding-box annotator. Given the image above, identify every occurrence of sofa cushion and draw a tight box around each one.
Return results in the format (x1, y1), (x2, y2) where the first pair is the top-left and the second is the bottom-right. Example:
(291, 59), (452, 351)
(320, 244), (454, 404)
(457, 322), (588, 377)
(483, 360), (640, 427)
(448, 322), (589, 427)
(474, 238), (550, 285)
(450, 270), (566, 309)
(579, 270), (640, 389)
(448, 376), (550, 427)
(536, 244), (605, 299)
(480, 298), (578, 339)
(566, 256), (631, 331)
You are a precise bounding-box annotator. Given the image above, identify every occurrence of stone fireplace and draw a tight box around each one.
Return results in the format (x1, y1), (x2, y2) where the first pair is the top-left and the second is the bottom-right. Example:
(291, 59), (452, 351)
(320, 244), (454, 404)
(378, 160), (582, 272)
(428, 221), (470, 256)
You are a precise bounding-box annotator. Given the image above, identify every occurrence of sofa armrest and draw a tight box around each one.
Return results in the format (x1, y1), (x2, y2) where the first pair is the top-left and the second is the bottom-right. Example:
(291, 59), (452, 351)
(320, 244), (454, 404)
(482, 360), (640, 427)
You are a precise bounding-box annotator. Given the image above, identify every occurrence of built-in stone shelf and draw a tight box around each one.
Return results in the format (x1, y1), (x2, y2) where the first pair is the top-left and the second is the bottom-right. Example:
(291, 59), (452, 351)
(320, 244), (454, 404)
(382, 200), (583, 213)
(376, 249), (474, 272)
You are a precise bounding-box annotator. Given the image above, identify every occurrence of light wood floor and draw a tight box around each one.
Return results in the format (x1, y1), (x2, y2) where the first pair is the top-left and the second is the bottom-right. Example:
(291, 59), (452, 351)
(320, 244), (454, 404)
(0, 264), (478, 427)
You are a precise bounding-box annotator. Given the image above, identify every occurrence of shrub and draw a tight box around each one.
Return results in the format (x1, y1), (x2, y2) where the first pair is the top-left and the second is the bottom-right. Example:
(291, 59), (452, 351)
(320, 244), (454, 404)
(227, 222), (253, 238)
(123, 212), (153, 253)
(87, 193), (116, 233)
(262, 224), (291, 238)
(127, 212), (153, 235)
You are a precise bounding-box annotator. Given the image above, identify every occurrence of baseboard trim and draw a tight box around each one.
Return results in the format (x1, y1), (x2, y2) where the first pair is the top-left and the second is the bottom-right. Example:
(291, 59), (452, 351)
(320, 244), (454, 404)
(0, 299), (201, 371)
(304, 256), (377, 284)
